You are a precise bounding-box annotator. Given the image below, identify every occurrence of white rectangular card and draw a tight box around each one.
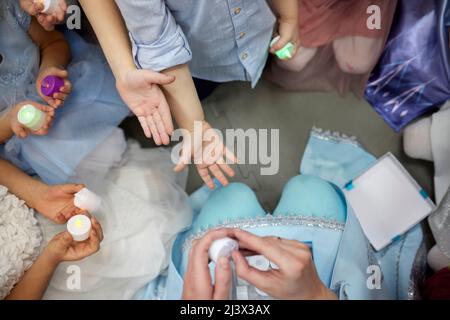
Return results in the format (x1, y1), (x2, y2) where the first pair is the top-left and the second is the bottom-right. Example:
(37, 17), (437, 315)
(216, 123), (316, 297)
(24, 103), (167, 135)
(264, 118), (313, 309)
(344, 153), (435, 251)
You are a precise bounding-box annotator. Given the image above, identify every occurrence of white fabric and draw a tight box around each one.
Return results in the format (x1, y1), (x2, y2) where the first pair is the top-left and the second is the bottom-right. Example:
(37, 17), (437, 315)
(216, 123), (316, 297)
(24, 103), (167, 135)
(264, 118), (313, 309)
(39, 137), (192, 299)
(404, 101), (450, 204)
(430, 103), (450, 203)
(403, 117), (433, 161)
(0, 186), (42, 300)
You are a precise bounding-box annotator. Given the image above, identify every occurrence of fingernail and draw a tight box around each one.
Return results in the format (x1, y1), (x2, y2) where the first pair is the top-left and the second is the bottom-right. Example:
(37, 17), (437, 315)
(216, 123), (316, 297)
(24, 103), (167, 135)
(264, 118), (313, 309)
(218, 257), (229, 269)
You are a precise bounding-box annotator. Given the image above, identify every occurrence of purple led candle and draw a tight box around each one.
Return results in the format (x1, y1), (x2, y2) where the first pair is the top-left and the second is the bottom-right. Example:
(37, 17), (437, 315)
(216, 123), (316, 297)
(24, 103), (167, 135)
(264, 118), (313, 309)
(41, 75), (64, 97)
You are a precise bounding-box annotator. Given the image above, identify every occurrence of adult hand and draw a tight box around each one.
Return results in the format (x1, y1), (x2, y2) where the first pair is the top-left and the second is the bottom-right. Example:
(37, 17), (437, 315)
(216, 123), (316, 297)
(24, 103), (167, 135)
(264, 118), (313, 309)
(36, 67), (72, 108)
(116, 69), (175, 145)
(20, 0), (68, 31)
(182, 229), (235, 300)
(231, 229), (337, 300)
(34, 183), (86, 224)
(43, 215), (103, 263)
(174, 121), (236, 189)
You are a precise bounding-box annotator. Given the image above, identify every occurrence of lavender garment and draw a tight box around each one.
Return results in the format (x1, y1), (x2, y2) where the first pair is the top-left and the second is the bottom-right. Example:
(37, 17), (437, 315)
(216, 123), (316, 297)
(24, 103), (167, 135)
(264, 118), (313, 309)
(365, 0), (450, 132)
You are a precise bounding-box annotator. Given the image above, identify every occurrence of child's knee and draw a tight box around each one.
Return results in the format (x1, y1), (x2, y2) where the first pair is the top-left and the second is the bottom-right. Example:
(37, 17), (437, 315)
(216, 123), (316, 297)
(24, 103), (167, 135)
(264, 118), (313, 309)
(333, 37), (382, 74)
(196, 183), (265, 229)
(274, 175), (346, 222)
(276, 47), (317, 72)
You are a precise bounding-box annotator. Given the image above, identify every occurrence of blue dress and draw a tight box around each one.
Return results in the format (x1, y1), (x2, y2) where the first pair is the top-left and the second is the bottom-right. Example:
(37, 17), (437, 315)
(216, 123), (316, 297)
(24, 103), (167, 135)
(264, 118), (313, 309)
(0, 0), (130, 184)
(136, 128), (425, 300)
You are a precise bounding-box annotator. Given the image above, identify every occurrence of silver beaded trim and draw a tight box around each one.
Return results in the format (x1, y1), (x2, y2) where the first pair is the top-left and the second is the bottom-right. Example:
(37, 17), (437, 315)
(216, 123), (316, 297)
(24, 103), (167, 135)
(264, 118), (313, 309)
(182, 214), (345, 253)
(311, 127), (362, 148)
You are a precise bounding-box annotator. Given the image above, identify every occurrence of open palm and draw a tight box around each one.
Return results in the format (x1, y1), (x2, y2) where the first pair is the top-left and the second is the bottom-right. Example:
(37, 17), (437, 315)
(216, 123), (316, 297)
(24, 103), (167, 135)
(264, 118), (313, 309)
(116, 69), (175, 145)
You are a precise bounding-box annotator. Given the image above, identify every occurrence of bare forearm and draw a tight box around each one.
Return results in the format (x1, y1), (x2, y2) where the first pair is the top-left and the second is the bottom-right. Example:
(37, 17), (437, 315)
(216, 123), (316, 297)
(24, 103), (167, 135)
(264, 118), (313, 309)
(0, 158), (47, 209)
(28, 18), (70, 70)
(40, 39), (70, 70)
(5, 251), (59, 300)
(79, 0), (135, 79)
(271, 0), (298, 21)
(0, 111), (13, 143)
(161, 64), (205, 131)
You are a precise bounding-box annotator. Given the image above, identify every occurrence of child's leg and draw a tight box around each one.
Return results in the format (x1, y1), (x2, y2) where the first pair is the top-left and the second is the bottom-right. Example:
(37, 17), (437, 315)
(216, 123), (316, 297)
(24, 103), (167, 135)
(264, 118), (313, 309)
(191, 183), (266, 233)
(276, 47), (318, 72)
(273, 175), (347, 223)
(333, 36), (384, 74)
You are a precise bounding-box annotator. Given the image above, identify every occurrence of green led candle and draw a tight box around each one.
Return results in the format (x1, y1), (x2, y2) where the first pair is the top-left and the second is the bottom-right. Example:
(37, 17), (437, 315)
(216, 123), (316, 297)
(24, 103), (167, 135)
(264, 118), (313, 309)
(17, 104), (45, 131)
(270, 36), (295, 60)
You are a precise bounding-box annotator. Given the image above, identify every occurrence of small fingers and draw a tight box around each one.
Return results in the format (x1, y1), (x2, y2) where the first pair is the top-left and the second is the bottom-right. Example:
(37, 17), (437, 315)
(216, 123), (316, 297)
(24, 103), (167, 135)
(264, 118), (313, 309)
(153, 111), (170, 145)
(198, 167), (215, 189)
(137, 116), (152, 139)
(147, 116), (162, 145)
(208, 164), (228, 187)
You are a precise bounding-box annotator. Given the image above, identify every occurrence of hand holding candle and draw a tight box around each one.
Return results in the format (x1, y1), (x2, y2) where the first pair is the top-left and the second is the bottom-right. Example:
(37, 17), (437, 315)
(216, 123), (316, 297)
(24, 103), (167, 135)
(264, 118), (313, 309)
(10, 101), (55, 138)
(36, 67), (71, 108)
(44, 216), (103, 263)
(67, 214), (91, 242)
(209, 237), (239, 263)
(34, 0), (59, 14)
(74, 188), (102, 213)
(270, 36), (296, 60)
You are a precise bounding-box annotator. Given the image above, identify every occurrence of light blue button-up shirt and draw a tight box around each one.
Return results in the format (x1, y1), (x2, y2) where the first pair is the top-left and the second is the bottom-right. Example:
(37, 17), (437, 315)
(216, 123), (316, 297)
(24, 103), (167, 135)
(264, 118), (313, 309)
(115, 0), (276, 87)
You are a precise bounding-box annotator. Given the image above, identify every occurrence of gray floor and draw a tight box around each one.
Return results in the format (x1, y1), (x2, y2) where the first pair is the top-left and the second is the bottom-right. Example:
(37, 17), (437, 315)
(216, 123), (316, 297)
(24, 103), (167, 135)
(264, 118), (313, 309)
(122, 79), (434, 213)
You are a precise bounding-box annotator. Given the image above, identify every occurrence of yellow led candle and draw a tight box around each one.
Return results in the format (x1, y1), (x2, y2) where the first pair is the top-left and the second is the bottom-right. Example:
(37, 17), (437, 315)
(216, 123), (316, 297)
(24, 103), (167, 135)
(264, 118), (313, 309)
(67, 215), (91, 242)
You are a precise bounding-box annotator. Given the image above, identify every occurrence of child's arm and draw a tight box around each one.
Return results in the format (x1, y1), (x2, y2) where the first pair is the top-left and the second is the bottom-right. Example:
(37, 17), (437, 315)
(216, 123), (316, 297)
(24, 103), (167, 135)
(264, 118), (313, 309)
(79, 0), (175, 145)
(0, 111), (14, 143)
(5, 218), (103, 300)
(0, 158), (84, 224)
(28, 18), (72, 108)
(270, 0), (299, 54)
(161, 65), (236, 189)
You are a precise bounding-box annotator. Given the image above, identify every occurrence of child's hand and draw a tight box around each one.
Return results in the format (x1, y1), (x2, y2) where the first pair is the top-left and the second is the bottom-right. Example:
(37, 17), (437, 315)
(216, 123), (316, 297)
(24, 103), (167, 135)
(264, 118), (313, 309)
(34, 183), (86, 224)
(116, 69), (175, 146)
(270, 18), (300, 58)
(10, 101), (55, 138)
(36, 67), (72, 108)
(43, 216), (103, 263)
(20, 0), (68, 31)
(174, 121), (236, 189)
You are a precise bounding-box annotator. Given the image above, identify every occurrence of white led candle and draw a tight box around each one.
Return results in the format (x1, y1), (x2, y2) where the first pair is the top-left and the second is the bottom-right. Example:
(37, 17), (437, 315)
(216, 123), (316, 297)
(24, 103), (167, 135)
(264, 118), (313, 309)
(74, 188), (102, 213)
(35, 0), (59, 14)
(208, 237), (239, 263)
(67, 215), (91, 242)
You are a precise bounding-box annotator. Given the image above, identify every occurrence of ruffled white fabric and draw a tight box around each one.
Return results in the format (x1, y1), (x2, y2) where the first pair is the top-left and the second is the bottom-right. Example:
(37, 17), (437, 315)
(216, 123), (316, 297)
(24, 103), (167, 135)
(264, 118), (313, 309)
(39, 135), (192, 300)
(0, 186), (42, 300)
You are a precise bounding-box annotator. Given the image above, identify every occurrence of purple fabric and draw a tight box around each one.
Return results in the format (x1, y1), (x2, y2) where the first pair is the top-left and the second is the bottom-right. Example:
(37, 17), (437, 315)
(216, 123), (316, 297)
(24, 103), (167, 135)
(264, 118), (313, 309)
(365, 0), (450, 132)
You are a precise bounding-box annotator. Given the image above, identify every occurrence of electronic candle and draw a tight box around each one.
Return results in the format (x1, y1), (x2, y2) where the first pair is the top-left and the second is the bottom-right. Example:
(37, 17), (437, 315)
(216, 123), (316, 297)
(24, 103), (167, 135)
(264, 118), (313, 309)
(35, 0), (59, 14)
(41, 75), (64, 97)
(74, 188), (102, 213)
(270, 36), (295, 60)
(208, 237), (239, 263)
(17, 104), (45, 131)
(67, 215), (91, 242)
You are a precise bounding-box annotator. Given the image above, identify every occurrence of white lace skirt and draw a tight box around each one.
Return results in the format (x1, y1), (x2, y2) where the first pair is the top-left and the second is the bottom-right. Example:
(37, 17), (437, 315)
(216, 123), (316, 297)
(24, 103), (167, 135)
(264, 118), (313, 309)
(0, 186), (42, 299)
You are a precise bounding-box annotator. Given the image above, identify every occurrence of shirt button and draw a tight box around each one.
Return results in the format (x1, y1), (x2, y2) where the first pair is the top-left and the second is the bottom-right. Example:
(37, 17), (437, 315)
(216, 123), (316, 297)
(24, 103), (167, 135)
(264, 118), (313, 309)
(234, 7), (241, 15)
(238, 32), (246, 39)
(241, 52), (248, 60)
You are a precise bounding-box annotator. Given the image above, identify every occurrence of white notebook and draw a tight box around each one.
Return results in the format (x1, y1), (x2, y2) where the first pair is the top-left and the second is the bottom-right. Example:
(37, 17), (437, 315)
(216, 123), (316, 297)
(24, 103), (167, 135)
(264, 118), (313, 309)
(344, 153), (435, 251)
